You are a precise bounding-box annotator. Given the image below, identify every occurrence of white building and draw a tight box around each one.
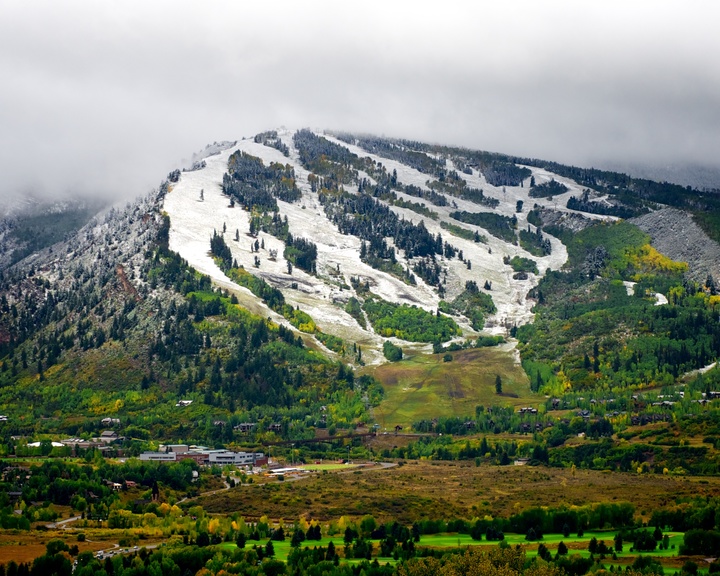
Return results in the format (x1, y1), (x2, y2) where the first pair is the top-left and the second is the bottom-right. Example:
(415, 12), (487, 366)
(208, 451), (264, 466)
(139, 452), (177, 462)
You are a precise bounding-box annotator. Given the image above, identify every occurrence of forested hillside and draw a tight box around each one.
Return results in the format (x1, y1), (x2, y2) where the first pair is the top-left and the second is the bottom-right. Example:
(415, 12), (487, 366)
(0, 129), (719, 574)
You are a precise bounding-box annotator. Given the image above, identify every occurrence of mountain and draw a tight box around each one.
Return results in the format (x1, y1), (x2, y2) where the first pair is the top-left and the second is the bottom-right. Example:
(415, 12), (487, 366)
(0, 196), (107, 271)
(1, 129), (719, 466)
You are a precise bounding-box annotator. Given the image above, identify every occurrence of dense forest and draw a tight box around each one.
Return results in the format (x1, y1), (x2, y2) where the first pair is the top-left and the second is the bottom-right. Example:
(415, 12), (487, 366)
(346, 134), (446, 176)
(517, 220), (719, 392)
(254, 130), (290, 157)
(363, 296), (460, 343)
(529, 179), (569, 199)
(222, 150), (301, 211)
(0, 185), (376, 448)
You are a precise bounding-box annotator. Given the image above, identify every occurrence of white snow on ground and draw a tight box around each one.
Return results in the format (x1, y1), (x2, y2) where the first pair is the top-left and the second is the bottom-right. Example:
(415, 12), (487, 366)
(163, 129), (628, 363)
(682, 361), (717, 382)
(622, 280), (667, 305)
(653, 292), (668, 306)
(164, 133), (443, 364)
(322, 134), (570, 332)
(699, 362), (717, 374)
(515, 165), (620, 224)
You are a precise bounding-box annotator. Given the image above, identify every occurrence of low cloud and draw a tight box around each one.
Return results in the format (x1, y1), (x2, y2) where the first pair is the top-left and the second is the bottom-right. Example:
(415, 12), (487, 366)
(1, 1), (719, 204)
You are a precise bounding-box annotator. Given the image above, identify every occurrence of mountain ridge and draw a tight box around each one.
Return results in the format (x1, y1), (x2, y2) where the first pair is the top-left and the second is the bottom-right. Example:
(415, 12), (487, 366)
(0, 128), (719, 445)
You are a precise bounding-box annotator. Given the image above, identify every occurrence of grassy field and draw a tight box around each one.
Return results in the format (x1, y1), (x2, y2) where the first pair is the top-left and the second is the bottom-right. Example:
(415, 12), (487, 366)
(301, 463), (358, 471)
(219, 537), (341, 563)
(0, 528), (162, 565)
(410, 530), (685, 554)
(0, 523), (689, 568)
(194, 460), (720, 524)
(218, 530), (688, 572)
(369, 347), (539, 428)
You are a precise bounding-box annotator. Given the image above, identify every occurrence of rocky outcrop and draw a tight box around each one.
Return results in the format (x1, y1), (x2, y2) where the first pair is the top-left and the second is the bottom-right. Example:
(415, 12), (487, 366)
(631, 208), (720, 284)
(534, 207), (596, 233)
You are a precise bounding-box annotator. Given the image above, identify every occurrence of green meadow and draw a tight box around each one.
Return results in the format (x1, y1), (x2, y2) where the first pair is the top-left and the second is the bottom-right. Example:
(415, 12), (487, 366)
(371, 347), (540, 428)
(221, 530), (686, 568)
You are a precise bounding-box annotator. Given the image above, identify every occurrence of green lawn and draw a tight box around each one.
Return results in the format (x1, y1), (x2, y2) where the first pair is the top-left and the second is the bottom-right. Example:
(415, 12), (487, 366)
(220, 537), (342, 563)
(370, 347), (539, 428)
(221, 530), (685, 567)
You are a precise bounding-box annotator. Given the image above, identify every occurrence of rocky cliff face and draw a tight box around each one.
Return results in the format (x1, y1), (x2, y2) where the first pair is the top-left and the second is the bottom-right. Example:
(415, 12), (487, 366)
(631, 208), (720, 284)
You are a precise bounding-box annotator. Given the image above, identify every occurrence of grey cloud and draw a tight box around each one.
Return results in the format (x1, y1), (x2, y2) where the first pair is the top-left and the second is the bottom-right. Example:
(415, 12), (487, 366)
(1, 0), (719, 206)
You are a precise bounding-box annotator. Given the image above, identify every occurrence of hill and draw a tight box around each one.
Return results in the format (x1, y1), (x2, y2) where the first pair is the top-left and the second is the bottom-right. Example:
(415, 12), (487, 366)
(0, 128), (718, 466)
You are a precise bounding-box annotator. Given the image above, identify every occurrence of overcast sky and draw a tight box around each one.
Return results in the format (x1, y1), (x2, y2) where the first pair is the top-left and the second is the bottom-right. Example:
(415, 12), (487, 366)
(1, 1), (719, 203)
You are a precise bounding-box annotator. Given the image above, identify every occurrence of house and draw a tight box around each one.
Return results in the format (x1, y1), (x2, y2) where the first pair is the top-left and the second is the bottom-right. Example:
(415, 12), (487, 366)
(98, 431), (118, 443)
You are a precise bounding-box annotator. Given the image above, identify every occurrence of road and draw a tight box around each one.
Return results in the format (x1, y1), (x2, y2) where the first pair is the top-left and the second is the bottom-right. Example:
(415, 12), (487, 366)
(45, 515), (81, 530)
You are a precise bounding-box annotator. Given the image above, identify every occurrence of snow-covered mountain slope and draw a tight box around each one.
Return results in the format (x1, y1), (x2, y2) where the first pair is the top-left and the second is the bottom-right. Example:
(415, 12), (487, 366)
(0, 196), (108, 271)
(162, 129), (617, 364)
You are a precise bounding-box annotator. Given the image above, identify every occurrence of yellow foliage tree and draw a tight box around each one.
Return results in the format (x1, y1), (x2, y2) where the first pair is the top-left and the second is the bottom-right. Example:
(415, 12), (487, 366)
(208, 517), (221, 534)
(142, 512), (158, 526)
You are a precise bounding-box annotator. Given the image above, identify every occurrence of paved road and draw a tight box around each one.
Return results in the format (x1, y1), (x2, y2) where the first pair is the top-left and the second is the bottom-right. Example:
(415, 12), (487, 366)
(45, 515), (81, 530)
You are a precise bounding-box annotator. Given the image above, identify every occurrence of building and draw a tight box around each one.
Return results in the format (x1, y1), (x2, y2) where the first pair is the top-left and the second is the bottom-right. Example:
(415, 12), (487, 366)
(207, 451), (265, 466)
(61, 438), (103, 452)
(139, 452), (177, 462)
(233, 422), (256, 433)
(98, 431), (119, 443)
(177, 452), (207, 465)
(161, 444), (189, 454)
